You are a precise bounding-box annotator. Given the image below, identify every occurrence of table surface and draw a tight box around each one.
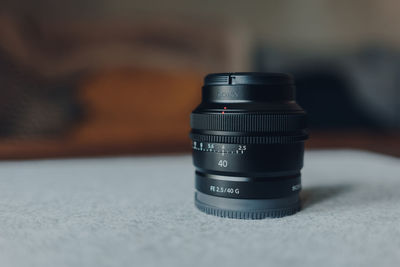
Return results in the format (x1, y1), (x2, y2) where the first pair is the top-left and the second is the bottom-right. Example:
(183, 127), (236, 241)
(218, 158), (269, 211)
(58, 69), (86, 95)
(0, 150), (399, 267)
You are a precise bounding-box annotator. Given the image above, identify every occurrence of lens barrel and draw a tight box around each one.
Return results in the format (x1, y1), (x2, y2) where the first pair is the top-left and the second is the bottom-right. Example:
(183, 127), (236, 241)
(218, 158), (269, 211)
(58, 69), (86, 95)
(190, 73), (308, 219)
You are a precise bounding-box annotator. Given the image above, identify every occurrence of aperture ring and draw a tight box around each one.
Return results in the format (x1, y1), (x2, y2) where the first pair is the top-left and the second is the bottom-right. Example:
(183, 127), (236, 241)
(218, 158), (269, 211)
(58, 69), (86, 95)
(191, 113), (306, 132)
(190, 133), (308, 144)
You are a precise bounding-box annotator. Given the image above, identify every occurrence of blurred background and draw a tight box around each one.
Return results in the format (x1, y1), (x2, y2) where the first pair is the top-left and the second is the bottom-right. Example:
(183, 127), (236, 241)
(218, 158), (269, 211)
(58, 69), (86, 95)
(0, 0), (399, 159)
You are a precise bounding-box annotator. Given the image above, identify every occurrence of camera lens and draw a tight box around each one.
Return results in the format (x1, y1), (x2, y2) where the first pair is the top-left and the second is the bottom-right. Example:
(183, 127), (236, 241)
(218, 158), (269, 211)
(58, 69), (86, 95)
(190, 73), (308, 219)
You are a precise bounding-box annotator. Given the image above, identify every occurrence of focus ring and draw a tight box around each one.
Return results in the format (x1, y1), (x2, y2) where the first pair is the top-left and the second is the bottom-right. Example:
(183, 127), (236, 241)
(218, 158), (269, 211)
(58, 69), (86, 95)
(190, 133), (308, 144)
(191, 113), (306, 132)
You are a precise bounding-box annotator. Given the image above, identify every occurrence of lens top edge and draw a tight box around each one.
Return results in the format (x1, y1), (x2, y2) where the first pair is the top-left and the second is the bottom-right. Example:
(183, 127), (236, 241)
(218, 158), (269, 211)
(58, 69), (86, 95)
(204, 72), (294, 86)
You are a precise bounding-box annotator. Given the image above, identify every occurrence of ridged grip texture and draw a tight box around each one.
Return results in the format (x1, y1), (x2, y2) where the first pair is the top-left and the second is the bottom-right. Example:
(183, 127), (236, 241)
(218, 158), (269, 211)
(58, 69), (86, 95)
(195, 199), (301, 219)
(190, 133), (307, 144)
(191, 113), (306, 132)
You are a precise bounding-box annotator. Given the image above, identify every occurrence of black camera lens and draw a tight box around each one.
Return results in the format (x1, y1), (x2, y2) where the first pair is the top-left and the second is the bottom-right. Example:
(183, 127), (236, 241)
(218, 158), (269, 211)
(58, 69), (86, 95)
(190, 73), (308, 219)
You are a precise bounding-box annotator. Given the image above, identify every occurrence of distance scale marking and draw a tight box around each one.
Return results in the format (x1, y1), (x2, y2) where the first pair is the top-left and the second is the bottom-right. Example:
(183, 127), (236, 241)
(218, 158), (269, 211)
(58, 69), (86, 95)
(192, 141), (247, 155)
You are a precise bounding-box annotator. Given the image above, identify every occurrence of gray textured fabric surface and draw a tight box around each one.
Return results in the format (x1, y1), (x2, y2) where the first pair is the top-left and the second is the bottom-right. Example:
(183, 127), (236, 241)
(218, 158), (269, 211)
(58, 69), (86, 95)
(0, 150), (399, 267)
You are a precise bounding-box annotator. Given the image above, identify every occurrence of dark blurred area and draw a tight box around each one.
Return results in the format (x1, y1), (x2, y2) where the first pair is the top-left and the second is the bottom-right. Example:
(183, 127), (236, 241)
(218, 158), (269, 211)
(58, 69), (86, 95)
(0, 0), (399, 158)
